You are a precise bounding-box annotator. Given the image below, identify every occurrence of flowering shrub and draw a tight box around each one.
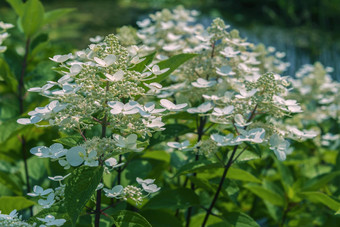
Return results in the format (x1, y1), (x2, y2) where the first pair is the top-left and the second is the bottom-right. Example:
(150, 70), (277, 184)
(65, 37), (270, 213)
(0, 2), (340, 227)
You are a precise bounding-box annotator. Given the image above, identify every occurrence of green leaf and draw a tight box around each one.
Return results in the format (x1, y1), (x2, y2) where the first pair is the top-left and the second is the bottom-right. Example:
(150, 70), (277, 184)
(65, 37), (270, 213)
(147, 53), (198, 84)
(142, 150), (170, 163)
(21, 0), (45, 38)
(275, 158), (294, 192)
(30, 33), (49, 51)
(336, 208), (340, 215)
(130, 52), (156, 73)
(302, 171), (340, 191)
(6, 0), (25, 16)
(244, 184), (285, 207)
(228, 167), (262, 183)
(148, 124), (192, 148)
(223, 211), (260, 227)
(190, 213), (226, 227)
(43, 8), (75, 25)
(0, 119), (22, 143)
(65, 165), (103, 225)
(0, 58), (18, 92)
(0, 171), (22, 195)
(143, 188), (200, 210)
(174, 160), (222, 178)
(0, 196), (35, 213)
(53, 135), (82, 147)
(112, 210), (152, 227)
(298, 191), (340, 211)
(140, 210), (182, 227)
(28, 202), (69, 225)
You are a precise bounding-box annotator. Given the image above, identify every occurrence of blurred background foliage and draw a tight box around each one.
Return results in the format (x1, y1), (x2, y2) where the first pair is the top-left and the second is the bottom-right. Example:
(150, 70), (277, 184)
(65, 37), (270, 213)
(1, 0), (340, 79)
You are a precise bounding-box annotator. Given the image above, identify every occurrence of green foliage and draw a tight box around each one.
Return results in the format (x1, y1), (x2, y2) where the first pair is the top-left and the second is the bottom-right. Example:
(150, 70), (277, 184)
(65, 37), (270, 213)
(0, 196), (35, 213)
(143, 188), (200, 209)
(21, 0), (45, 38)
(112, 210), (152, 227)
(65, 166), (104, 225)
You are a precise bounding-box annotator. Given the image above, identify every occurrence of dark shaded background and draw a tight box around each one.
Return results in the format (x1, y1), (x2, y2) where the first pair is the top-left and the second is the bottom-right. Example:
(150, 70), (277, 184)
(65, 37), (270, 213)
(1, 0), (339, 79)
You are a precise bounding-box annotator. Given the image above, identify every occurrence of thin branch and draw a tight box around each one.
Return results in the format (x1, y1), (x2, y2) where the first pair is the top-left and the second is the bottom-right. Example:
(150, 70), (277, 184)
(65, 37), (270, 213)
(18, 38), (32, 217)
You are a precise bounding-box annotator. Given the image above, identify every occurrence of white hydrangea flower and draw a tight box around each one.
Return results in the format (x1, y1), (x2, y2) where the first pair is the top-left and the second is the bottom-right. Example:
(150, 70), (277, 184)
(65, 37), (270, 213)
(160, 99), (187, 111)
(49, 54), (72, 63)
(167, 140), (190, 150)
(212, 106), (234, 116)
(27, 185), (53, 197)
(234, 114), (252, 127)
(93, 54), (116, 67)
(113, 134), (143, 152)
(210, 133), (240, 146)
(235, 128), (265, 144)
(187, 102), (214, 114)
(103, 185), (124, 198)
(105, 69), (125, 82)
(235, 88), (257, 99)
(38, 193), (55, 208)
(30, 143), (67, 159)
(37, 215), (66, 226)
(216, 65), (235, 76)
(269, 134), (291, 161)
(191, 78), (216, 88)
(220, 46), (240, 58)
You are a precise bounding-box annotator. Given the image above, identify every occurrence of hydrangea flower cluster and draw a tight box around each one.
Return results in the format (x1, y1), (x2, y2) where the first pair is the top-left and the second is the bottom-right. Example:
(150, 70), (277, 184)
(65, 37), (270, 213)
(0, 21), (13, 53)
(287, 62), (340, 149)
(0, 210), (64, 227)
(103, 177), (160, 205)
(16, 33), (166, 224)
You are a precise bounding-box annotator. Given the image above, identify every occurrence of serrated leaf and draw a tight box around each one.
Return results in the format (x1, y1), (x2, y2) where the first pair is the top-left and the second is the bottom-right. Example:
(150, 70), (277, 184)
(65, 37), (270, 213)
(174, 160), (222, 178)
(147, 53), (198, 83)
(65, 165), (103, 225)
(130, 52), (156, 73)
(43, 8), (75, 25)
(298, 191), (340, 211)
(0, 196), (35, 214)
(143, 188), (200, 210)
(244, 184), (285, 206)
(148, 124), (191, 148)
(21, 0), (45, 38)
(228, 167), (262, 183)
(112, 210), (152, 227)
(302, 171), (340, 191)
(223, 211), (260, 227)
(53, 136), (82, 147)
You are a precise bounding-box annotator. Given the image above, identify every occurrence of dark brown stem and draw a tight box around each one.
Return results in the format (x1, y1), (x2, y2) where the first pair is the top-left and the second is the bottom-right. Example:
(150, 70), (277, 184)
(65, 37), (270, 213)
(18, 38), (32, 216)
(201, 145), (239, 227)
(185, 116), (207, 227)
(95, 82), (109, 227)
(201, 105), (258, 227)
(117, 155), (122, 185)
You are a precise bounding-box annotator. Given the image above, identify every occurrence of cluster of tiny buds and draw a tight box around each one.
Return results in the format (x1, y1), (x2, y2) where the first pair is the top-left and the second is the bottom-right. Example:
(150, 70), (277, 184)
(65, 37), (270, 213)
(123, 185), (144, 204)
